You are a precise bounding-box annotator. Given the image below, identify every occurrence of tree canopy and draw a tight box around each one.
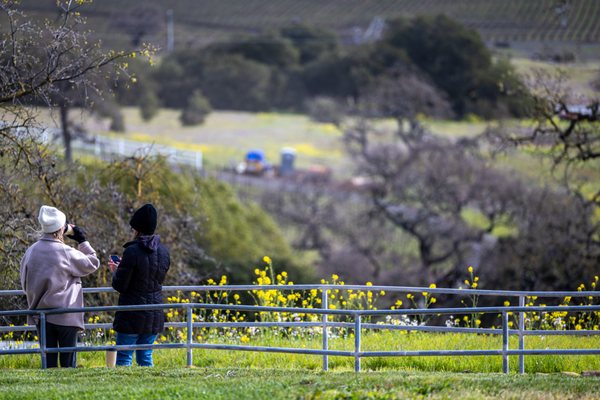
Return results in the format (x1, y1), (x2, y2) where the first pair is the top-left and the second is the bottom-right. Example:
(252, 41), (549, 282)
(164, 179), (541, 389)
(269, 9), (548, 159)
(144, 15), (527, 119)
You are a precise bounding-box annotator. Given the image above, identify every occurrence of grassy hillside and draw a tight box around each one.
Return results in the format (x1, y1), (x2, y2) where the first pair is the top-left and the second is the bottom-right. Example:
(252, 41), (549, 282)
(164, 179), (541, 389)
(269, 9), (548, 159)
(34, 105), (600, 191)
(35, 107), (348, 173)
(18, 0), (600, 58)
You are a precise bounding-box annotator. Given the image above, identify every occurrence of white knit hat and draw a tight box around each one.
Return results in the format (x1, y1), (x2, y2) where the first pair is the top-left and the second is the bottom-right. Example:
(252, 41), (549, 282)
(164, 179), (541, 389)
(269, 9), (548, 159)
(38, 205), (66, 233)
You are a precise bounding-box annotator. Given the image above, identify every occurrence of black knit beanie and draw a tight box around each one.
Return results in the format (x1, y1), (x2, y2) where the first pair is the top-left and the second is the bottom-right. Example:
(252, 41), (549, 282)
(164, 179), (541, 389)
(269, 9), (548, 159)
(129, 203), (158, 235)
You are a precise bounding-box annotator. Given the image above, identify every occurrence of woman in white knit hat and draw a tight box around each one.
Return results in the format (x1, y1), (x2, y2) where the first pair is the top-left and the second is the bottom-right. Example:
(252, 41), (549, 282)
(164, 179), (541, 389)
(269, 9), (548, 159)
(20, 205), (100, 368)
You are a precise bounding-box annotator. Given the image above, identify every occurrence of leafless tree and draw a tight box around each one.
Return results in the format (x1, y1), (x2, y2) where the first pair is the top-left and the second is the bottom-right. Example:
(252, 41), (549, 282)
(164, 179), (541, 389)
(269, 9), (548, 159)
(481, 68), (600, 290)
(343, 67), (600, 290)
(259, 178), (409, 284)
(487, 69), (599, 168)
(0, 1), (145, 161)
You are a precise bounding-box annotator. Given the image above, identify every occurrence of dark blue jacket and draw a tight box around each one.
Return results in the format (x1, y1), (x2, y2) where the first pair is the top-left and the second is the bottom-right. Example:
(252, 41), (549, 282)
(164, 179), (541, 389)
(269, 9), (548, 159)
(112, 235), (170, 334)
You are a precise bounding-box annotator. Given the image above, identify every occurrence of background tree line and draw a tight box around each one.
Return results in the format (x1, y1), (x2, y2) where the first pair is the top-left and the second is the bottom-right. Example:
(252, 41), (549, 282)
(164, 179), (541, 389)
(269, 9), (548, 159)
(120, 15), (529, 123)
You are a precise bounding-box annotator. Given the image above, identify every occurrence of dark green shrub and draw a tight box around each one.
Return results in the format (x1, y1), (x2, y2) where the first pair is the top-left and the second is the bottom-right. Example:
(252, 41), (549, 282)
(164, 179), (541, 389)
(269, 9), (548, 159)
(180, 90), (212, 126)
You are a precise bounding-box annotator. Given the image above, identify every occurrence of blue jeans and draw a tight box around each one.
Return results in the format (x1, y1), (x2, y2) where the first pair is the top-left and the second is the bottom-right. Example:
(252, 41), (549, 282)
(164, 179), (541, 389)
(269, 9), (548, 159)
(115, 332), (158, 367)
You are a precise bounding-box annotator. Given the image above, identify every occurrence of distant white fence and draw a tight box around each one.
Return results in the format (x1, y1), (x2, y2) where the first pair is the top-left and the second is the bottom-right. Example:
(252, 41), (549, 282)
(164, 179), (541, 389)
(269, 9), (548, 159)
(35, 128), (203, 170)
(73, 135), (203, 170)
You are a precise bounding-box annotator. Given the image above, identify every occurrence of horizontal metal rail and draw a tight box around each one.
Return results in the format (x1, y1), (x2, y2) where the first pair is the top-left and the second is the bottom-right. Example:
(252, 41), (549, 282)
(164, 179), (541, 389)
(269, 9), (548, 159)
(2, 284), (599, 298)
(2, 320), (599, 337)
(1, 286), (599, 373)
(1, 302), (599, 317)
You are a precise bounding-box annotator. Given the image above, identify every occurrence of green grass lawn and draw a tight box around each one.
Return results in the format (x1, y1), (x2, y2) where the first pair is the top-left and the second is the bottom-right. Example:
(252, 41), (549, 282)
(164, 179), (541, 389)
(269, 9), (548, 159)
(3, 332), (599, 373)
(1, 367), (599, 399)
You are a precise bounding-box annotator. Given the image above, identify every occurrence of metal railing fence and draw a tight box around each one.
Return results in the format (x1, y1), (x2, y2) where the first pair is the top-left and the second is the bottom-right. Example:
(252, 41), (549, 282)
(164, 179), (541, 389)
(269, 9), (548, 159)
(1, 285), (599, 373)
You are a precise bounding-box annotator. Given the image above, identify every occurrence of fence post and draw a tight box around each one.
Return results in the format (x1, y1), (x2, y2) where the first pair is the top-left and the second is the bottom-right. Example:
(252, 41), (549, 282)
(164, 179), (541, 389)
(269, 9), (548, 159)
(322, 288), (329, 371)
(354, 314), (361, 372)
(195, 152), (202, 171)
(518, 295), (525, 374)
(502, 311), (509, 374)
(186, 306), (193, 367)
(40, 312), (47, 370)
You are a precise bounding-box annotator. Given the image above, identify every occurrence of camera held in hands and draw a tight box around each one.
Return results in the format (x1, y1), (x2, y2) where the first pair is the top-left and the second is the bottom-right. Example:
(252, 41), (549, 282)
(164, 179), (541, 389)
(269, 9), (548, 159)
(64, 224), (74, 236)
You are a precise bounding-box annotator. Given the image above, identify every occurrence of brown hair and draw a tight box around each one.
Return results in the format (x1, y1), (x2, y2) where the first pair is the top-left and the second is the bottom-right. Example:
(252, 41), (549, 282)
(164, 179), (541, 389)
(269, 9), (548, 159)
(50, 229), (64, 242)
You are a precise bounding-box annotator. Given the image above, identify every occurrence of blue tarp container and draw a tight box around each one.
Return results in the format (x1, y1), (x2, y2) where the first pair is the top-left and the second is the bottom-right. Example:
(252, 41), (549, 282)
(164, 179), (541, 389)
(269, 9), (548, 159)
(245, 150), (265, 162)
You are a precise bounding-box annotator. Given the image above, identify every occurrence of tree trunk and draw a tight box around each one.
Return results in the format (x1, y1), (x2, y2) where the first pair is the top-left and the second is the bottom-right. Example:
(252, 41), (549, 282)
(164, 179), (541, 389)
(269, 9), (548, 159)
(59, 105), (72, 162)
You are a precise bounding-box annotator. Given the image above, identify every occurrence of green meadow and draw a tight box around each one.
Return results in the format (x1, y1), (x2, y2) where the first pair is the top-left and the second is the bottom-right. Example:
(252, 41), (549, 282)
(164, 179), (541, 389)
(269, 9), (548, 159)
(2, 368), (600, 400)
(2, 332), (599, 373)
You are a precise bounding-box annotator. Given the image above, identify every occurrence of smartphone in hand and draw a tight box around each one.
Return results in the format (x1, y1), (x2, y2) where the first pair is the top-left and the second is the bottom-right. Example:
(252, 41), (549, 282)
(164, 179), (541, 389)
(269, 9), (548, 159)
(109, 255), (121, 273)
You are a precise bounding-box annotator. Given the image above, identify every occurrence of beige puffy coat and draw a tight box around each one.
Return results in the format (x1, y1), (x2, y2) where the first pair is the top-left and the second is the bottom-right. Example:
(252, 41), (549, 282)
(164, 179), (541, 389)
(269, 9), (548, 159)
(20, 234), (100, 330)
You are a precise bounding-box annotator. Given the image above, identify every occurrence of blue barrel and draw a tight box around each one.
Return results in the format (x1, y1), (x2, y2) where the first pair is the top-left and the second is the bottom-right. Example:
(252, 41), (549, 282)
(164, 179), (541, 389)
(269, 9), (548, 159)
(280, 147), (296, 177)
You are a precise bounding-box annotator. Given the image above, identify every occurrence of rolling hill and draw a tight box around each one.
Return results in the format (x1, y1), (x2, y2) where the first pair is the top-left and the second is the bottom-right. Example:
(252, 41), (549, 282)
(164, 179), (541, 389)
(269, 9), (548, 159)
(16, 0), (600, 59)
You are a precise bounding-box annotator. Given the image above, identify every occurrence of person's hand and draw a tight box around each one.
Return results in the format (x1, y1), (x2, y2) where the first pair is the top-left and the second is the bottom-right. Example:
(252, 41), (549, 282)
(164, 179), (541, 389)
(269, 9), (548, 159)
(108, 259), (119, 273)
(66, 225), (87, 244)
